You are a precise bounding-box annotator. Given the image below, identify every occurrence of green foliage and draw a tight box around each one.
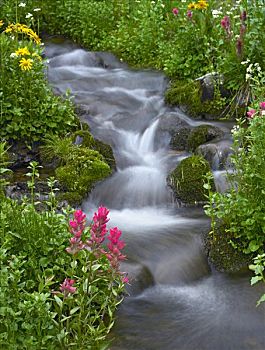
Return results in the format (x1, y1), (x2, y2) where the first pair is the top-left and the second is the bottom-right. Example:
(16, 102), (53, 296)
(165, 79), (228, 118)
(0, 193), (126, 348)
(0, 141), (11, 195)
(169, 155), (214, 204)
(205, 106), (265, 255)
(0, 25), (77, 142)
(249, 254), (265, 306)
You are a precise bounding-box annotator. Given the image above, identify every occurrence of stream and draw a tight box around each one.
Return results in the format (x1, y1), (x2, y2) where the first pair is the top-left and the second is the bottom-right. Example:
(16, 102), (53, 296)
(45, 40), (265, 350)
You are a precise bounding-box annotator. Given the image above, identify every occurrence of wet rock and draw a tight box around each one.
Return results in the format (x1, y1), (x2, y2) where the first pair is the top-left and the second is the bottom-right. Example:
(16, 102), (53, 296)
(158, 112), (190, 135)
(196, 141), (233, 170)
(169, 127), (192, 151)
(121, 261), (155, 296)
(8, 142), (40, 170)
(187, 124), (224, 153)
(204, 225), (253, 273)
(168, 155), (215, 205)
(195, 72), (230, 102)
(157, 112), (193, 150)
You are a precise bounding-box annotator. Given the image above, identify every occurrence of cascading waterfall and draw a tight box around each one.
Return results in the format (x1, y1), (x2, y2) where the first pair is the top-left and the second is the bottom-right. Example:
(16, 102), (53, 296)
(46, 41), (265, 350)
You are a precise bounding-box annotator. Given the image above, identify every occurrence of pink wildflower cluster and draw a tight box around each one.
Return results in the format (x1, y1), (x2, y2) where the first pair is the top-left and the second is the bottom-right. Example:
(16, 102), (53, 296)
(60, 278), (76, 297)
(236, 10), (247, 57)
(220, 16), (231, 37)
(246, 101), (265, 119)
(106, 227), (126, 270)
(172, 7), (179, 16)
(187, 10), (192, 19)
(66, 209), (86, 255)
(87, 206), (109, 249)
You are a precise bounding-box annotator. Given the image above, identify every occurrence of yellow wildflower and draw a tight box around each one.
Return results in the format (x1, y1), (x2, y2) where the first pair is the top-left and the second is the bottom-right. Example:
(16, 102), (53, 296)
(15, 47), (31, 56)
(0, 20), (4, 27)
(4, 23), (41, 45)
(19, 58), (33, 71)
(188, 2), (197, 10)
(196, 0), (209, 9)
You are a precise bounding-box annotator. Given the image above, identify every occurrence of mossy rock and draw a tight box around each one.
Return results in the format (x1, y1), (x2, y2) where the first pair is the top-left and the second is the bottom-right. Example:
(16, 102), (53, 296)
(204, 225), (254, 272)
(57, 191), (83, 206)
(169, 155), (215, 205)
(169, 127), (192, 151)
(187, 125), (224, 152)
(165, 80), (228, 120)
(72, 130), (115, 169)
(55, 147), (111, 199)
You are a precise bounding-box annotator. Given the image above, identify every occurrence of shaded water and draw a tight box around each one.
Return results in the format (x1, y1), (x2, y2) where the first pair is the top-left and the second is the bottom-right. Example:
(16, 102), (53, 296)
(46, 41), (265, 350)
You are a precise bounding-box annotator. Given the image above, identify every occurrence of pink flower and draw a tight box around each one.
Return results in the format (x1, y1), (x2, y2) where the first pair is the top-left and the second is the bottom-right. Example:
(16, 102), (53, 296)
(66, 209), (87, 255)
(106, 227), (126, 269)
(187, 10), (192, 18)
(259, 102), (265, 110)
(236, 38), (243, 56)
(74, 209), (86, 223)
(60, 278), (77, 297)
(221, 16), (231, 36)
(246, 109), (256, 119)
(86, 206), (110, 249)
(172, 7), (179, 16)
(122, 276), (129, 284)
(240, 10), (247, 22)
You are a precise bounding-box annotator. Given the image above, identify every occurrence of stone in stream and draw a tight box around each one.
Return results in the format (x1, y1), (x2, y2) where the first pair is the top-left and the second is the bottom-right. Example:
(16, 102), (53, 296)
(168, 155), (215, 205)
(121, 261), (155, 296)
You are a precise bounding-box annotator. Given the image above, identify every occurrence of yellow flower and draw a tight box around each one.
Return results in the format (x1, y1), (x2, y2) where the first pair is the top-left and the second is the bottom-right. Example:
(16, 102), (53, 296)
(0, 20), (4, 27)
(15, 47), (31, 56)
(4, 23), (41, 45)
(188, 2), (197, 10)
(196, 0), (209, 9)
(19, 58), (33, 71)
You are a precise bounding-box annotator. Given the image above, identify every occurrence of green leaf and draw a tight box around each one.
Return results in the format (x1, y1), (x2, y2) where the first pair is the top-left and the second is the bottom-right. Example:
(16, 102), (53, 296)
(257, 294), (265, 306)
(70, 306), (80, 315)
(249, 240), (260, 252)
(54, 295), (63, 309)
(250, 275), (263, 285)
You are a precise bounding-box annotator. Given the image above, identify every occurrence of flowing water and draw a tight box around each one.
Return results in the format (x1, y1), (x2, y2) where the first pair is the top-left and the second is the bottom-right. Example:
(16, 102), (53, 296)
(46, 40), (265, 350)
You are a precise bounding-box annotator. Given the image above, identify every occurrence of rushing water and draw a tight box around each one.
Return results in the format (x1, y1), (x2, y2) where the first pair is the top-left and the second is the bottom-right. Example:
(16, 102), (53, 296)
(46, 40), (265, 350)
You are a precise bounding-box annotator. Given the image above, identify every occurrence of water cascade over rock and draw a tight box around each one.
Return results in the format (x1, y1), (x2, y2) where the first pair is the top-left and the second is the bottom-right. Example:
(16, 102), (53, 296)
(45, 40), (265, 350)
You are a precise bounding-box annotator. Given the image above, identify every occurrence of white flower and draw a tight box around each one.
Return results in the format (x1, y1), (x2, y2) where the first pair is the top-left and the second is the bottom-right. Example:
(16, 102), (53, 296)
(18, 2), (26, 7)
(246, 63), (253, 73)
(26, 13), (33, 18)
(33, 8), (41, 12)
(161, 3), (165, 8)
(241, 59), (250, 65)
(212, 10), (222, 17)
(245, 73), (251, 80)
(10, 52), (18, 58)
(261, 110), (265, 116)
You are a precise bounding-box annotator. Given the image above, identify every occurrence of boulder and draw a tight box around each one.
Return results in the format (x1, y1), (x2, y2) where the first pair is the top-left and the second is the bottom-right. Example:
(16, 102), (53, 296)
(168, 155), (215, 205)
(120, 261), (155, 296)
(187, 124), (224, 152)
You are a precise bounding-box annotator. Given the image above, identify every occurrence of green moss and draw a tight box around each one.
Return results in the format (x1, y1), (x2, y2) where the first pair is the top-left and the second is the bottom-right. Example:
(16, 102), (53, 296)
(55, 147), (111, 198)
(205, 225), (253, 272)
(72, 130), (115, 169)
(72, 130), (95, 148)
(165, 80), (227, 119)
(187, 125), (222, 152)
(57, 191), (83, 206)
(169, 155), (215, 204)
(170, 127), (192, 151)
